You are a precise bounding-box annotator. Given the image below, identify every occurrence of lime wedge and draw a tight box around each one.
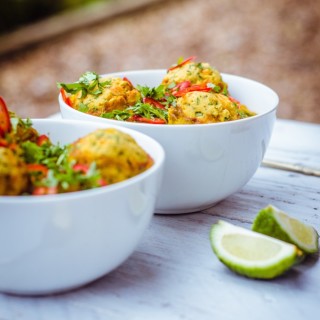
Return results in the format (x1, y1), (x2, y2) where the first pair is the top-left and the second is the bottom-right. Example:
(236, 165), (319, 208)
(210, 221), (303, 279)
(252, 205), (319, 254)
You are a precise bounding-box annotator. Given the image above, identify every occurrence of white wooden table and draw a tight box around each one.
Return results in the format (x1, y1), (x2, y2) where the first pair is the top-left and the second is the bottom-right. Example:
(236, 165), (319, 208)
(1, 119), (319, 320)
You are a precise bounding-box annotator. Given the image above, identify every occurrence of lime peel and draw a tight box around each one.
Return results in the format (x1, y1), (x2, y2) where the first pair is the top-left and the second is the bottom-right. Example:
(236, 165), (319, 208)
(252, 205), (319, 254)
(210, 221), (303, 279)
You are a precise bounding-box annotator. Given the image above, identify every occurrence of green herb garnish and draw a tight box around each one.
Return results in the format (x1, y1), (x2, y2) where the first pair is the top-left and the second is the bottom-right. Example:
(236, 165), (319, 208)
(128, 102), (168, 121)
(42, 162), (102, 191)
(102, 102), (168, 122)
(102, 110), (132, 121)
(21, 140), (66, 169)
(21, 140), (103, 191)
(207, 82), (221, 93)
(57, 71), (111, 98)
(137, 84), (166, 100)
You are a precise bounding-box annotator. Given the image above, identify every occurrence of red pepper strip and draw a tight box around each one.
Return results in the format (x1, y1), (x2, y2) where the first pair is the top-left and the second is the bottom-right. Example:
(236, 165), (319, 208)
(32, 186), (58, 196)
(228, 96), (241, 107)
(0, 96), (11, 137)
(123, 77), (134, 87)
(74, 164), (107, 186)
(60, 88), (72, 107)
(36, 134), (50, 146)
(175, 81), (191, 91)
(130, 115), (166, 124)
(27, 163), (49, 176)
(143, 97), (166, 109)
(73, 163), (108, 186)
(98, 178), (108, 187)
(73, 163), (90, 174)
(0, 137), (8, 147)
(170, 80), (191, 96)
(8, 143), (18, 152)
(172, 85), (211, 97)
(0, 141), (18, 150)
(167, 56), (196, 72)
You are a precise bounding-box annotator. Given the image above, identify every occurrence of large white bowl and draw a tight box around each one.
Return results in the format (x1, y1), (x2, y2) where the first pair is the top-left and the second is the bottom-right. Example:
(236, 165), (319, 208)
(59, 70), (279, 214)
(0, 119), (164, 295)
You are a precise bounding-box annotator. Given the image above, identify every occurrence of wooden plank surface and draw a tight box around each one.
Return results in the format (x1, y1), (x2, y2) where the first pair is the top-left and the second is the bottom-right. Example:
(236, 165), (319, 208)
(265, 119), (320, 168)
(0, 119), (319, 320)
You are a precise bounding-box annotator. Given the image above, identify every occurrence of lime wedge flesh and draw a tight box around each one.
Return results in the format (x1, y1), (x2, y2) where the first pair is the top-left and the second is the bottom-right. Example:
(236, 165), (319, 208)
(252, 205), (319, 254)
(222, 234), (282, 261)
(210, 221), (303, 279)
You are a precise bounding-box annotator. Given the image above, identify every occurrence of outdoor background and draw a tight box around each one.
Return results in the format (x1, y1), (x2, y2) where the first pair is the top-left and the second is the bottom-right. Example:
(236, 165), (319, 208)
(0, 0), (319, 123)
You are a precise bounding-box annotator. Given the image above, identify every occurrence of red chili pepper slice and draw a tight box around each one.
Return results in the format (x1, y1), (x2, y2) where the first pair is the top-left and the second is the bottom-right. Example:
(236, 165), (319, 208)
(36, 134), (50, 146)
(170, 81), (191, 96)
(172, 84), (211, 97)
(123, 77), (134, 87)
(143, 97), (166, 109)
(33, 187), (47, 196)
(175, 81), (191, 91)
(228, 96), (241, 107)
(130, 115), (166, 124)
(60, 88), (72, 107)
(27, 163), (49, 176)
(167, 56), (196, 72)
(0, 97), (12, 137)
(8, 143), (18, 152)
(33, 186), (58, 196)
(98, 178), (108, 187)
(0, 138), (8, 147)
(73, 163), (90, 174)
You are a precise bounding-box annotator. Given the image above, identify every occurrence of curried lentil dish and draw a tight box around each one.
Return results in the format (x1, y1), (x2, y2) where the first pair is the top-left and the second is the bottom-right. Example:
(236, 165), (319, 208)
(0, 97), (153, 196)
(58, 57), (256, 125)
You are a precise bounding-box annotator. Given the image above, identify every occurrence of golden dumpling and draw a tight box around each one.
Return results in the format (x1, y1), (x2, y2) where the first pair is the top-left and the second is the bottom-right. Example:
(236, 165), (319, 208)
(68, 128), (153, 184)
(0, 147), (28, 195)
(162, 61), (227, 92)
(70, 77), (141, 116)
(168, 91), (255, 124)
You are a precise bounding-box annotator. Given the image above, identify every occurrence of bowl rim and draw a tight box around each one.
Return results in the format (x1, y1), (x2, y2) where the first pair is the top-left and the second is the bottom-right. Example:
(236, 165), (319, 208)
(59, 69), (279, 129)
(0, 118), (165, 204)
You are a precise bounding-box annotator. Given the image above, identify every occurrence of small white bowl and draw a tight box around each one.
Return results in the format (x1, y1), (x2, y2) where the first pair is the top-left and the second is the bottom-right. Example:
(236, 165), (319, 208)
(0, 119), (164, 295)
(59, 70), (279, 214)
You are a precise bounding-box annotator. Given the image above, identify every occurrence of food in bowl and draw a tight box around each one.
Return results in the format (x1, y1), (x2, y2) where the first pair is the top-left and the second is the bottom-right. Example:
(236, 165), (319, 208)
(58, 57), (255, 125)
(59, 62), (279, 214)
(168, 91), (251, 125)
(0, 97), (153, 195)
(0, 98), (165, 295)
(161, 56), (227, 89)
(60, 72), (141, 116)
(68, 128), (152, 184)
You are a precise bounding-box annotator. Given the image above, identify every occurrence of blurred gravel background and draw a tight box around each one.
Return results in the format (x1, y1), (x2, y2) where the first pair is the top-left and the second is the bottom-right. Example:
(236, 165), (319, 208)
(0, 0), (319, 123)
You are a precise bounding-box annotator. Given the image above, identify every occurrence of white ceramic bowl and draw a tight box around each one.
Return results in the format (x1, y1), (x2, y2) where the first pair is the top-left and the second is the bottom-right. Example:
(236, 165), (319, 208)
(0, 119), (164, 295)
(59, 70), (279, 214)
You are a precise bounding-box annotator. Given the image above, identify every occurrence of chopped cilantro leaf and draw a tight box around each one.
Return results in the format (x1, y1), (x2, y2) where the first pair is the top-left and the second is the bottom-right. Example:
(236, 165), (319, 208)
(207, 82), (221, 93)
(78, 103), (89, 113)
(128, 102), (168, 121)
(21, 139), (103, 192)
(102, 102), (168, 122)
(137, 84), (166, 100)
(57, 71), (109, 98)
(167, 82), (176, 89)
(177, 56), (184, 64)
(222, 87), (229, 95)
(102, 110), (131, 121)
(21, 140), (66, 168)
